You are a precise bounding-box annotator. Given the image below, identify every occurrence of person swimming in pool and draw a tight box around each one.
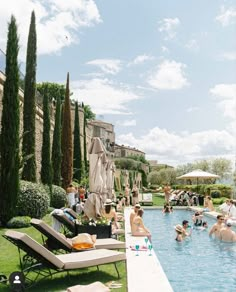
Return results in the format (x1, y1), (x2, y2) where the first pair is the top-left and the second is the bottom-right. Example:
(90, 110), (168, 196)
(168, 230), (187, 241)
(209, 215), (225, 239)
(175, 224), (184, 242)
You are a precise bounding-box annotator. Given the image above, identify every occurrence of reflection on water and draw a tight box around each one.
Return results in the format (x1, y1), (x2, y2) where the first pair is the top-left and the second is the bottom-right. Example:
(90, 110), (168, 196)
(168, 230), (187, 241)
(144, 209), (236, 292)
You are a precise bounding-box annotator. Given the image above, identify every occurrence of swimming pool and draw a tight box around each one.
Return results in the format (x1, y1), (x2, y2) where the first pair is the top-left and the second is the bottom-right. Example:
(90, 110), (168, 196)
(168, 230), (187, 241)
(143, 209), (236, 292)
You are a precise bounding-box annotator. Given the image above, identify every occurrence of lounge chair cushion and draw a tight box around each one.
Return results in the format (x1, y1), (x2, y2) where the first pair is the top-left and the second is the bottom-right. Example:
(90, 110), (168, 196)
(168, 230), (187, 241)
(31, 219), (72, 250)
(67, 281), (110, 292)
(56, 249), (126, 270)
(31, 219), (126, 250)
(5, 230), (64, 269)
(94, 238), (125, 249)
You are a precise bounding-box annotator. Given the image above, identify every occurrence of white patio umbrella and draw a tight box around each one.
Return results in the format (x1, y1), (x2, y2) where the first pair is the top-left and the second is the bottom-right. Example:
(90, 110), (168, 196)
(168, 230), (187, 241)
(176, 169), (220, 191)
(106, 160), (116, 199)
(101, 152), (108, 198)
(88, 137), (106, 193)
(83, 137), (106, 219)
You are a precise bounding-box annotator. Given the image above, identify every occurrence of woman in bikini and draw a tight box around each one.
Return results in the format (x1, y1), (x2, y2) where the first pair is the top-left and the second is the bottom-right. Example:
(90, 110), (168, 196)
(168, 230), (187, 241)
(131, 209), (152, 242)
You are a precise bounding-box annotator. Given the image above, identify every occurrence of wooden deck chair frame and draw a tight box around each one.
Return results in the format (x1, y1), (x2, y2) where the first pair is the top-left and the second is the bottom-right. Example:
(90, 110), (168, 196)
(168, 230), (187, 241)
(3, 231), (126, 289)
(30, 219), (126, 253)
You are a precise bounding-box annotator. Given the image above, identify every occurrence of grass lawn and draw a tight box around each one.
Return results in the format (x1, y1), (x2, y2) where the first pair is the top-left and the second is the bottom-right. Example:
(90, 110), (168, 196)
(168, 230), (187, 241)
(0, 214), (127, 292)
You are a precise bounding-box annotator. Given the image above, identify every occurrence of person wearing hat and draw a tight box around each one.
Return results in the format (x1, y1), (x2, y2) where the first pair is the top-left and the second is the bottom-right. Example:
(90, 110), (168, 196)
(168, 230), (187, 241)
(219, 219), (236, 242)
(175, 224), (184, 242)
(102, 199), (120, 232)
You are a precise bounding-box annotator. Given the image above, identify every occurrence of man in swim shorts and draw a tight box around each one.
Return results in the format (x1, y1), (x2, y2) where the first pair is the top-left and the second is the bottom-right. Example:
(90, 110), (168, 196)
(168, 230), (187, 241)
(209, 215), (225, 239)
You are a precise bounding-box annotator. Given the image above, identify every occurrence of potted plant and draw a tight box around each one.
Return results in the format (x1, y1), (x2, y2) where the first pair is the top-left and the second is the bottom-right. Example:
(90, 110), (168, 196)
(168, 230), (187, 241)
(75, 215), (112, 239)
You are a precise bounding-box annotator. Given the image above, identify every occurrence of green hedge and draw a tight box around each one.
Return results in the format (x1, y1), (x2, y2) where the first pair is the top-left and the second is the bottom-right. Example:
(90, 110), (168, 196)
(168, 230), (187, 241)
(17, 180), (50, 219)
(7, 216), (31, 228)
(174, 184), (232, 198)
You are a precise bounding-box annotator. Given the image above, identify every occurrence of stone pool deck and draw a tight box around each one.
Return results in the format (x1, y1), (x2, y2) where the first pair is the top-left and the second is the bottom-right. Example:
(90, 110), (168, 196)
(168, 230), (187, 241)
(124, 207), (173, 292)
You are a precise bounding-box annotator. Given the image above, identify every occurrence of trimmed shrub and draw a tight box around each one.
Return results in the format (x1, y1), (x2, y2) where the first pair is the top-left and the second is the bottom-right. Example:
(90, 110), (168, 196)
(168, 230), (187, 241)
(50, 185), (67, 208)
(7, 216), (31, 228)
(210, 190), (221, 198)
(17, 180), (49, 219)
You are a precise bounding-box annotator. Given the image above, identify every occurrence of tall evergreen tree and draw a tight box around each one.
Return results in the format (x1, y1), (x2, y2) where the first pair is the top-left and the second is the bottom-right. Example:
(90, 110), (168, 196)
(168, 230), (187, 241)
(82, 102), (88, 174)
(0, 15), (20, 224)
(41, 84), (52, 185)
(22, 10), (37, 182)
(52, 94), (62, 185)
(73, 102), (83, 182)
(61, 73), (73, 189)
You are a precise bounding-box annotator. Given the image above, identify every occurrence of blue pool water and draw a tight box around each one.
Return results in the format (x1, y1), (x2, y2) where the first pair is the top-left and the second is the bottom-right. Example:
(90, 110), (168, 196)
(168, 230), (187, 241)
(143, 209), (236, 292)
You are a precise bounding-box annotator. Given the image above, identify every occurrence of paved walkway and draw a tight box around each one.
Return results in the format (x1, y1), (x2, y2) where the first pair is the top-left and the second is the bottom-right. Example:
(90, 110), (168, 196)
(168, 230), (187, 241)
(124, 207), (173, 292)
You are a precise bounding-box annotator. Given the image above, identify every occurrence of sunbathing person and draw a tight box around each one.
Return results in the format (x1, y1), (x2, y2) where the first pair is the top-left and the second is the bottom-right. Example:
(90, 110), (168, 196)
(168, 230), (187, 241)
(130, 203), (141, 230)
(131, 209), (152, 242)
(101, 199), (124, 236)
(203, 196), (215, 212)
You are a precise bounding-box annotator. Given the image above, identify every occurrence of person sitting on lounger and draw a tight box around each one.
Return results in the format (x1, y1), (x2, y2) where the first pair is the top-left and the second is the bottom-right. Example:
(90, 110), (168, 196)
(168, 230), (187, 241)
(101, 199), (121, 233)
(131, 209), (152, 242)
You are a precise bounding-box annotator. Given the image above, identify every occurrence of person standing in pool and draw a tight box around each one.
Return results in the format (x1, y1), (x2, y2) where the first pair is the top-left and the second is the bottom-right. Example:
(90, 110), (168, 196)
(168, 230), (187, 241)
(209, 215), (225, 239)
(182, 220), (192, 238)
(219, 219), (236, 242)
(175, 224), (184, 242)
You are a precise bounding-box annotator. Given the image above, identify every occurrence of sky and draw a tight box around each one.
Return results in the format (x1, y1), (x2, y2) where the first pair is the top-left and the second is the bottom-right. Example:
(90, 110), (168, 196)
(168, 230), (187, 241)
(0, 0), (236, 167)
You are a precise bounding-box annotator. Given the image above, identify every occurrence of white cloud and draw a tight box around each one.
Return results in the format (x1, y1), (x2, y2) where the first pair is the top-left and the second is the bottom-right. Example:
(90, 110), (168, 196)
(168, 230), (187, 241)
(147, 59), (189, 90)
(130, 54), (154, 65)
(117, 127), (235, 166)
(185, 39), (199, 51)
(71, 78), (141, 115)
(86, 59), (122, 75)
(216, 6), (236, 26)
(116, 119), (136, 127)
(221, 52), (236, 61)
(158, 18), (180, 40)
(210, 84), (236, 119)
(161, 46), (169, 53)
(186, 107), (199, 113)
(0, 0), (101, 60)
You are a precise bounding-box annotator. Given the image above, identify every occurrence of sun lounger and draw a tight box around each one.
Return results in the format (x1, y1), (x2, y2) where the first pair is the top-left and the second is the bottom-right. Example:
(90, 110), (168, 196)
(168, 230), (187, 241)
(3, 230), (126, 288)
(52, 211), (76, 235)
(139, 193), (153, 206)
(30, 219), (126, 252)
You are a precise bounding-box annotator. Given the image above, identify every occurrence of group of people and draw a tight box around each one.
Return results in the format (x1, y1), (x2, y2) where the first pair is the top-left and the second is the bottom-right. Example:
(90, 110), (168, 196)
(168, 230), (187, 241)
(66, 184), (87, 209)
(174, 212), (236, 243)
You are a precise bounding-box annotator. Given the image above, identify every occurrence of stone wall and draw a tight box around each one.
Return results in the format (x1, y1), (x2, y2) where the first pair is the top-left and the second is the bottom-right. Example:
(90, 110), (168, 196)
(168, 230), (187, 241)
(0, 71), (85, 180)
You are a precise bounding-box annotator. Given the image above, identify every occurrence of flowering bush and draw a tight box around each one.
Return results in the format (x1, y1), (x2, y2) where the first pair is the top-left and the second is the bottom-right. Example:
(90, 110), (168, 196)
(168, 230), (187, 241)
(77, 215), (111, 226)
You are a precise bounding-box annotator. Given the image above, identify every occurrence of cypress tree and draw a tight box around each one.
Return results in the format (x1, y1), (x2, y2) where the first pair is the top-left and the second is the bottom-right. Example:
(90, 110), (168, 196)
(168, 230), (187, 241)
(0, 15), (20, 224)
(61, 73), (73, 189)
(52, 94), (62, 186)
(82, 102), (88, 174)
(22, 10), (37, 182)
(73, 102), (83, 182)
(41, 84), (52, 185)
